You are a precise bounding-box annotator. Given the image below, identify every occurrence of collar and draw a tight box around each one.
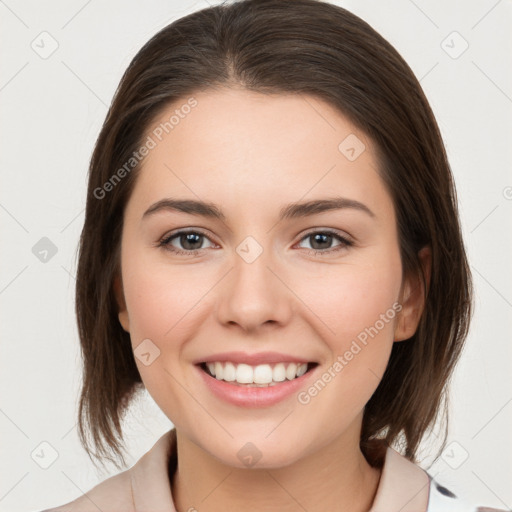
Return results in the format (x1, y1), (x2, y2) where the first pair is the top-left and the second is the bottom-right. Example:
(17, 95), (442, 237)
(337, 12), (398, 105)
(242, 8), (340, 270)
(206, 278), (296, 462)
(129, 428), (430, 512)
(368, 444), (430, 512)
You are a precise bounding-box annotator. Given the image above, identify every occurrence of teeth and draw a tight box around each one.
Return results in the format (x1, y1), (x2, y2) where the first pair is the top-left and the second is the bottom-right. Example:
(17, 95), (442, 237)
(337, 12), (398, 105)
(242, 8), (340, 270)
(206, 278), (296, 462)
(285, 363), (297, 380)
(214, 362), (224, 380)
(273, 363), (286, 382)
(223, 362), (236, 382)
(237, 363), (255, 383)
(253, 363), (273, 383)
(296, 363), (308, 377)
(204, 361), (310, 384)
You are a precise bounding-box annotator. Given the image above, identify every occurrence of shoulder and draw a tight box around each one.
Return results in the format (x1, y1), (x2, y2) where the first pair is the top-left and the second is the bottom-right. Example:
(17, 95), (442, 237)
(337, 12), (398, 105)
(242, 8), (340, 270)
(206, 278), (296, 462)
(371, 444), (508, 512)
(39, 429), (177, 512)
(427, 475), (509, 512)
(38, 468), (134, 512)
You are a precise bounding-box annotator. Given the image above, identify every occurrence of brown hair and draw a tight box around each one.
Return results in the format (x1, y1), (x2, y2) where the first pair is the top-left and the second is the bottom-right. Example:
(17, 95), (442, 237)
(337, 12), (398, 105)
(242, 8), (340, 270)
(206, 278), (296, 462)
(75, 0), (472, 471)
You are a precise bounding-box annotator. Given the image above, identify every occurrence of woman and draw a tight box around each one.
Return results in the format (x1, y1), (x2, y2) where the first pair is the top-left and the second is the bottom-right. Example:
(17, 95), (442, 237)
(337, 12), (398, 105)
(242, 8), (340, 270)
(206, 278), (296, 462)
(40, 0), (506, 510)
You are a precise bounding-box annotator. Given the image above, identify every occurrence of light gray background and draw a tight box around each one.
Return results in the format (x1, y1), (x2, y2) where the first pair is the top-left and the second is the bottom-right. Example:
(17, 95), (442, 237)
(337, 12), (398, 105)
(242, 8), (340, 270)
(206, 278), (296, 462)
(1, 0), (511, 511)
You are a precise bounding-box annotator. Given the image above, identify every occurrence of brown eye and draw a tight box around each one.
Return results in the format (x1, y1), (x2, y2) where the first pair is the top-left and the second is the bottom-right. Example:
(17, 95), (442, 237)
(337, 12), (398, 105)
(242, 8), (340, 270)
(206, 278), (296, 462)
(297, 230), (353, 255)
(158, 230), (215, 255)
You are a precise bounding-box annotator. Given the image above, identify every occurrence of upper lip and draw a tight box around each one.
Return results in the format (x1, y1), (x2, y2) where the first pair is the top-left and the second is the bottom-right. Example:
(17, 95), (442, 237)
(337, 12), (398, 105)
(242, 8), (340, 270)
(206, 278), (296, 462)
(194, 351), (316, 366)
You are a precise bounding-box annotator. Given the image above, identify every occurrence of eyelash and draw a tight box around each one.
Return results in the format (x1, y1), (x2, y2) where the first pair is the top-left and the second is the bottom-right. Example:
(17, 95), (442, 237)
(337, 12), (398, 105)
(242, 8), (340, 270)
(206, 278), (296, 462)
(156, 228), (353, 257)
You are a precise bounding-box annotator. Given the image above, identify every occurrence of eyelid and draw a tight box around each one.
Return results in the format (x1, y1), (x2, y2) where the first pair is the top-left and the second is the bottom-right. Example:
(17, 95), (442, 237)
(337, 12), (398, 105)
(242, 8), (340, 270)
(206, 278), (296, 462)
(297, 227), (354, 244)
(293, 228), (354, 257)
(157, 227), (218, 248)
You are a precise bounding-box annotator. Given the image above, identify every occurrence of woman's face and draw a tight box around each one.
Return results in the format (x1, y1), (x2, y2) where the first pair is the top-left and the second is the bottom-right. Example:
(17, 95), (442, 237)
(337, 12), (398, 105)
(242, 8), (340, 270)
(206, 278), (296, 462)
(115, 88), (424, 467)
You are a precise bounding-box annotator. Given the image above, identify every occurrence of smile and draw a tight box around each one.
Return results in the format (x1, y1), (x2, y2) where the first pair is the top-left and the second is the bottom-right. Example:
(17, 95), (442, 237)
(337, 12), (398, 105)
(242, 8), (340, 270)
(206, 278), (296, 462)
(195, 361), (320, 408)
(199, 361), (318, 386)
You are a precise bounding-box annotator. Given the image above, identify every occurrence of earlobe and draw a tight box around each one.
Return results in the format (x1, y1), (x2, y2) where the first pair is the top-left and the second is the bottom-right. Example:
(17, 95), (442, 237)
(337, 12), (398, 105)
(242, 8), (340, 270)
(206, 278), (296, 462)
(113, 274), (130, 333)
(394, 246), (431, 342)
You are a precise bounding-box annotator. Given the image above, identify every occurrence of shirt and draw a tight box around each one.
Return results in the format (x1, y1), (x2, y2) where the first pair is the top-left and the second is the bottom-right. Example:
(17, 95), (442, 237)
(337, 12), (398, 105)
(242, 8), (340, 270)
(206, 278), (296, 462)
(39, 428), (507, 512)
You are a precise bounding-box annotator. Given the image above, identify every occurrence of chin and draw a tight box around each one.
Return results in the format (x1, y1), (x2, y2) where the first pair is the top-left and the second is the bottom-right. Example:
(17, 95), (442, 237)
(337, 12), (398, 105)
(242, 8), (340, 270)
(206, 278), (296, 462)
(209, 430), (307, 470)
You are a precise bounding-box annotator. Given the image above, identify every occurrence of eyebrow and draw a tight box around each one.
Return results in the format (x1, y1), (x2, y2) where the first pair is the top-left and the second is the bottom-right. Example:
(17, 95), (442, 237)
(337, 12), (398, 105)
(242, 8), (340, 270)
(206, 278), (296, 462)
(142, 196), (376, 222)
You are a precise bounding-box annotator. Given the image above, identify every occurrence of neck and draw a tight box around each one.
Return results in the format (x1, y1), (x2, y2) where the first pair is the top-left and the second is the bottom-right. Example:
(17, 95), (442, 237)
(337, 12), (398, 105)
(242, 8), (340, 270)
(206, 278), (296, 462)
(170, 423), (382, 512)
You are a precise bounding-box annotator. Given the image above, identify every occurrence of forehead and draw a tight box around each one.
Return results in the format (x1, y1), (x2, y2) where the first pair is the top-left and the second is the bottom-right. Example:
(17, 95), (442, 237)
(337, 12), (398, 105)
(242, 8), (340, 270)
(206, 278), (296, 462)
(126, 88), (393, 222)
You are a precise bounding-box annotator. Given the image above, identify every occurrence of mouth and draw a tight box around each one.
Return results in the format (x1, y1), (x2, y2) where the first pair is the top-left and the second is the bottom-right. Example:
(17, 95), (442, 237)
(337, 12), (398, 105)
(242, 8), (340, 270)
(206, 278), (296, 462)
(196, 361), (320, 387)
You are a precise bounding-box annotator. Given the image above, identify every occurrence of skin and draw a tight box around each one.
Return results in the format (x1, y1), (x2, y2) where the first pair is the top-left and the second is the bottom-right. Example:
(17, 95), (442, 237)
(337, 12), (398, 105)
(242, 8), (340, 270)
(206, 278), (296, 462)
(114, 87), (431, 512)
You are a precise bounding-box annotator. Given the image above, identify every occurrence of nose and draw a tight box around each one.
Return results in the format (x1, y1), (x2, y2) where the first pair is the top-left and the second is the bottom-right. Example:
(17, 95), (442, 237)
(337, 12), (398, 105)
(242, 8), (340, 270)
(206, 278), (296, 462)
(215, 242), (293, 333)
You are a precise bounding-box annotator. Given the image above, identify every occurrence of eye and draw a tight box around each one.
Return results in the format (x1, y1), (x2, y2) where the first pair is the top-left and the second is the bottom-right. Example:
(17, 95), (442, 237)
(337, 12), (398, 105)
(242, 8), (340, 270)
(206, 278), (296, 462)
(157, 229), (216, 255)
(296, 229), (353, 255)
(157, 228), (353, 257)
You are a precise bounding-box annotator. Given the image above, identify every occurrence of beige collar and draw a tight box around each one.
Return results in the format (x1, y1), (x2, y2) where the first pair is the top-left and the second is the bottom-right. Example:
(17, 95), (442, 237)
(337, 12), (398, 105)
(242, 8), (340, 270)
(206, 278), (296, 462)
(129, 428), (430, 512)
(129, 429), (177, 511)
(368, 445), (430, 512)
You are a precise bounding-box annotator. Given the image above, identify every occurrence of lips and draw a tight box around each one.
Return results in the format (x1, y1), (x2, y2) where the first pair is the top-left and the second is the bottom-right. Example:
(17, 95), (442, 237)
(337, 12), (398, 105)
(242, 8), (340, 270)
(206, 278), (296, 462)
(192, 351), (320, 406)
(195, 358), (321, 407)
(194, 352), (319, 387)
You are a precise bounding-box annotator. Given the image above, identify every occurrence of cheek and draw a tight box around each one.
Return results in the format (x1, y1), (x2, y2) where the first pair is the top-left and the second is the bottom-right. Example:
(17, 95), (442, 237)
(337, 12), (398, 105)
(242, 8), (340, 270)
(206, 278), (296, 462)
(296, 253), (402, 348)
(120, 253), (213, 412)
(121, 245), (209, 338)
(292, 251), (402, 412)
(121, 249), (219, 390)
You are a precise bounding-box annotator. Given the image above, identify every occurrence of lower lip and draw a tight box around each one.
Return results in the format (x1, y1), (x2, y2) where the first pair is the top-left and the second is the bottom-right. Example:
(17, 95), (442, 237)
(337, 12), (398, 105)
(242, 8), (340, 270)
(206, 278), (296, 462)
(195, 364), (319, 408)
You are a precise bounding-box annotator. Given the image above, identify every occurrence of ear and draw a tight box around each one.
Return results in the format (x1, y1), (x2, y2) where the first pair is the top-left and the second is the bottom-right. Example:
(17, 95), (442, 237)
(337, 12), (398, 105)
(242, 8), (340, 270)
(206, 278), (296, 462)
(113, 274), (130, 333)
(394, 246), (431, 342)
